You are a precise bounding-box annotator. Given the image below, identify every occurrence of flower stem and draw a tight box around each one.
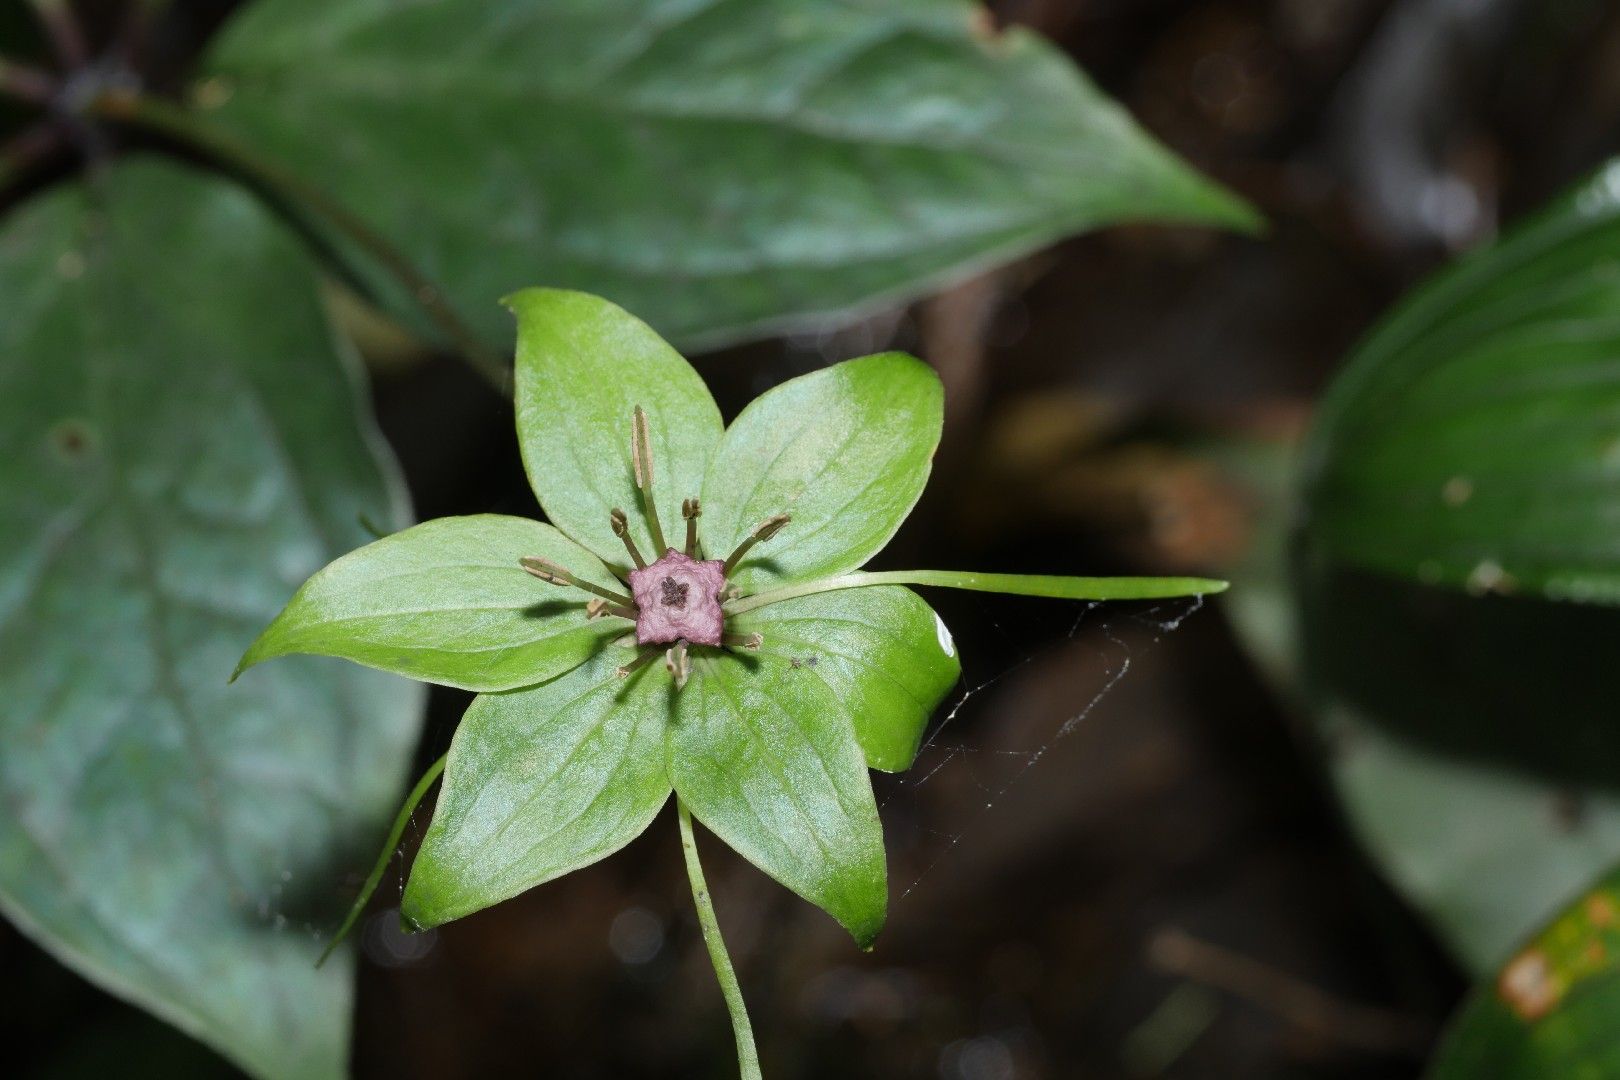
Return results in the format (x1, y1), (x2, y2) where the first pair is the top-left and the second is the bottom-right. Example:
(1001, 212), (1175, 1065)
(87, 91), (511, 393)
(677, 800), (763, 1080)
(726, 569), (1230, 616)
(0, 57), (56, 105)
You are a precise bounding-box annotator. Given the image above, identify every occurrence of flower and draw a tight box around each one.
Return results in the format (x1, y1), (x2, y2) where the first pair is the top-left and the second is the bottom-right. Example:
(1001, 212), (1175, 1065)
(237, 289), (1224, 961)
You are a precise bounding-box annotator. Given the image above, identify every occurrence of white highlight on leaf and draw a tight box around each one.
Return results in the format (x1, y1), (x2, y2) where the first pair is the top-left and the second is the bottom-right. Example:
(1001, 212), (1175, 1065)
(934, 611), (957, 658)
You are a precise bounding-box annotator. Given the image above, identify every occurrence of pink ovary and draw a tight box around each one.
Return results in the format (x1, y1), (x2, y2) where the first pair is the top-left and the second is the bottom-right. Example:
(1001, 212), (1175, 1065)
(629, 549), (726, 646)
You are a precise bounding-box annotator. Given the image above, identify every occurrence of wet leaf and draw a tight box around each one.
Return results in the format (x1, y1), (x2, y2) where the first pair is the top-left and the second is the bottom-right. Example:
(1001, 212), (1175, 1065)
(0, 157), (422, 1079)
(200, 0), (1258, 349)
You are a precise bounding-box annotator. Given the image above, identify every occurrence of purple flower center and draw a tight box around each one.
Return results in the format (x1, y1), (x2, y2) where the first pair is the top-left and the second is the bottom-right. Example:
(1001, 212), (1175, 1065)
(629, 549), (726, 647)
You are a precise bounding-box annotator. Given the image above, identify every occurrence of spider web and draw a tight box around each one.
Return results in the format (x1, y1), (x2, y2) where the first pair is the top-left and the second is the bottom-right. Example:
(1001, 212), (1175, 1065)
(878, 594), (1208, 906)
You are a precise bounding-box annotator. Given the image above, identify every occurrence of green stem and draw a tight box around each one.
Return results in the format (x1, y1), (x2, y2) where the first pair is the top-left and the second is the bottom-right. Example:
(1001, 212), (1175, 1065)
(726, 569), (1229, 617)
(90, 92), (511, 393)
(677, 800), (763, 1080)
(316, 753), (447, 968)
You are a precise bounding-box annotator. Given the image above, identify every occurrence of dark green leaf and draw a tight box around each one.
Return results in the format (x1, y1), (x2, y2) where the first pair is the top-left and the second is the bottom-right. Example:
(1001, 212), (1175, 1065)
(1429, 861), (1620, 1077)
(703, 353), (941, 592)
(0, 157), (422, 1079)
(730, 585), (959, 772)
(668, 652), (886, 946)
(510, 288), (722, 565)
(402, 652), (671, 928)
(1304, 160), (1620, 604)
(199, 0), (1257, 349)
(237, 513), (620, 692)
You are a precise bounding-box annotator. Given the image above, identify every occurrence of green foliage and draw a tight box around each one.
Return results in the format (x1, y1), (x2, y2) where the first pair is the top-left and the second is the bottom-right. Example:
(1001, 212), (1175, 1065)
(403, 653), (671, 929)
(199, 0), (1258, 349)
(731, 585), (960, 772)
(238, 514), (623, 691)
(1429, 861), (1620, 1077)
(1304, 161), (1620, 605)
(251, 288), (1224, 1075)
(0, 158), (421, 1080)
(2, 1), (1252, 1072)
(702, 351), (942, 592)
(1275, 160), (1620, 975)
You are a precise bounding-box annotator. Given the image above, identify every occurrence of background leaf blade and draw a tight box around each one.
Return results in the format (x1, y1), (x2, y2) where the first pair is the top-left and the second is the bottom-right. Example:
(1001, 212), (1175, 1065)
(199, 0), (1257, 349)
(0, 157), (422, 1079)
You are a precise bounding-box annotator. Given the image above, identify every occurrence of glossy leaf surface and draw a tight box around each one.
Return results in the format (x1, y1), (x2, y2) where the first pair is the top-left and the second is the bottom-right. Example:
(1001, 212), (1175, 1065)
(511, 288), (722, 565)
(0, 158), (422, 1079)
(201, 0), (1257, 349)
(731, 585), (959, 771)
(1430, 862), (1620, 1077)
(669, 652), (887, 946)
(238, 514), (621, 691)
(703, 353), (942, 592)
(402, 653), (671, 928)
(1304, 160), (1620, 604)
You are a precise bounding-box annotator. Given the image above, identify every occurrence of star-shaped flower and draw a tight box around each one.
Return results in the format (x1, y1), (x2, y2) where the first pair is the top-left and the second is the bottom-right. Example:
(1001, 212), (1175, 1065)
(237, 290), (1223, 1060)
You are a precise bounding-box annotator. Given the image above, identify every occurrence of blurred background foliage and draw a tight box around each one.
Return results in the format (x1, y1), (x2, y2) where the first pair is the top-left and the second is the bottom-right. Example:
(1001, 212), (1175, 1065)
(7, 0), (1620, 1078)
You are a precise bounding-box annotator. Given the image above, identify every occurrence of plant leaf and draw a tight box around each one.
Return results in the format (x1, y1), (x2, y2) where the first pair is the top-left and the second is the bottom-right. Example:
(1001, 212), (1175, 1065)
(237, 513), (622, 692)
(730, 585), (959, 772)
(510, 288), (722, 565)
(1304, 159), (1620, 604)
(402, 652), (672, 928)
(199, 0), (1257, 350)
(703, 353), (941, 592)
(1428, 861), (1620, 1077)
(669, 652), (886, 946)
(0, 157), (422, 1079)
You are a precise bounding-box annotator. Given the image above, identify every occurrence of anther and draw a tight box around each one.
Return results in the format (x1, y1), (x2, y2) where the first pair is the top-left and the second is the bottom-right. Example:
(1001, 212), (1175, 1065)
(682, 497), (702, 558)
(616, 646), (662, 679)
(610, 508), (646, 569)
(520, 556), (636, 607)
(631, 405), (668, 553)
(664, 640), (691, 689)
(722, 632), (763, 650)
(721, 514), (791, 576)
(586, 598), (637, 621)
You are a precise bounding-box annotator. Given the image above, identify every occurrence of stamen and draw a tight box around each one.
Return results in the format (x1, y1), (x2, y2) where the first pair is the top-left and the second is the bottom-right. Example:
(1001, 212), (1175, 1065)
(682, 497), (702, 558)
(520, 556), (636, 607)
(721, 514), (791, 576)
(631, 405), (668, 553)
(722, 632), (763, 650)
(616, 646), (662, 679)
(664, 640), (691, 689)
(586, 598), (637, 621)
(610, 508), (647, 569)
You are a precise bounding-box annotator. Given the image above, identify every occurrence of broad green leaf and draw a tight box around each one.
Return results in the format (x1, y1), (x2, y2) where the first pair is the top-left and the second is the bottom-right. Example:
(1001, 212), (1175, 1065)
(703, 353), (941, 592)
(0, 157), (422, 1079)
(510, 288), (722, 565)
(402, 653), (671, 928)
(199, 0), (1257, 350)
(1429, 861), (1620, 1078)
(237, 514), (620, 692)
(731, 585), (959, 772)
(1304, 159), (1620, 604)
(669, 652), (886, 946)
